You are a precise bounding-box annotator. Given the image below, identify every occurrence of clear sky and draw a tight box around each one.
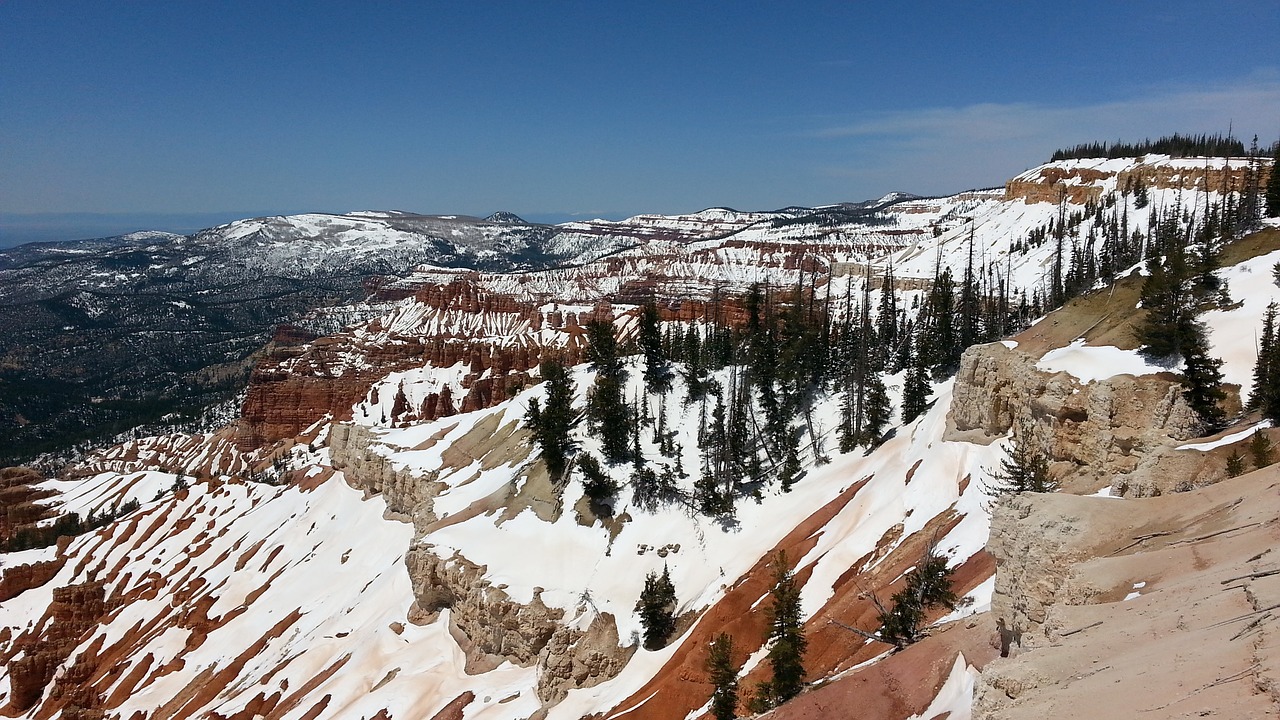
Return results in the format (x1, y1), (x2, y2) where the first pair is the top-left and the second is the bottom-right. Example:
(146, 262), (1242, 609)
(2, 1), (1279, 243)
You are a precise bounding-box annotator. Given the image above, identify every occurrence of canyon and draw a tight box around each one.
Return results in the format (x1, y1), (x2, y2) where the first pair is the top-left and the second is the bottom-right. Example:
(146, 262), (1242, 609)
(1, 153), (1277, 719)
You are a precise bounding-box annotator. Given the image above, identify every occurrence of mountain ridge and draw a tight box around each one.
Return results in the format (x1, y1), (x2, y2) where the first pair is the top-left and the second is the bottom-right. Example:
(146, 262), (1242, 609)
(1, 153), (1277, 720)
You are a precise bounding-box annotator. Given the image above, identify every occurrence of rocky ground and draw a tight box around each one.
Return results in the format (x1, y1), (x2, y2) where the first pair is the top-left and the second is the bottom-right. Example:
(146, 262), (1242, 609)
(977, 460), (1280, 718)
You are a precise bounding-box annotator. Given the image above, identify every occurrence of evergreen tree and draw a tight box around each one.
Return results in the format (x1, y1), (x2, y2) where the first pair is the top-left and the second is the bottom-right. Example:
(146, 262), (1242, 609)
(985, 432), (1055, 495)
(1250, 302), (1280, 419)
(1135, 240), (1199, 361)
(876, 268), (899, 369)
(922, 266), (959, 372)
(1242, 135), (1263, 231)
(1267, 141), (1280, 218)
(694, 468), (735, 519)
(862, 371), (891, 447)
(1133, 175), (1149, 209)
(705, 633), (740, 720)
(901, 344), (932, 424)
(639, 300), (673, 393)
(636, 565), (678, 650)
(525, 359), (576, 482)
(958, 232), (980, 346)
(760, 551), (806, 706)
(578, 453), (619, 511)
(1180, 333), (1227, 433)
(1250, 429), (1274, 469)
(585, 321), (633, 463)
(876, 544), (966, 649)
(1226, 450), (1246, 478)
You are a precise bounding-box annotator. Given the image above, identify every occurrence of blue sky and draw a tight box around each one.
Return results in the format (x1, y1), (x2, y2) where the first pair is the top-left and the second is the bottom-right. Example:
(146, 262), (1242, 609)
(2, 1), (1279, 243)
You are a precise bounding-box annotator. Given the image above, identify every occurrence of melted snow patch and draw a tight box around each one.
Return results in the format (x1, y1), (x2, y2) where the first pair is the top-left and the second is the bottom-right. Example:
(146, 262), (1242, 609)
(1123, 581), (1147, 602)
(1035, 340), (1168, 382)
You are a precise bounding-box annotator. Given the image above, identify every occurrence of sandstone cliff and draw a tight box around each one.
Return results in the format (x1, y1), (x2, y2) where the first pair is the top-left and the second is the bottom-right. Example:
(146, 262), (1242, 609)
(945, 341), (1207, 495)
(1005, 156), (1272, 205)
(976, 466), (1280, 718)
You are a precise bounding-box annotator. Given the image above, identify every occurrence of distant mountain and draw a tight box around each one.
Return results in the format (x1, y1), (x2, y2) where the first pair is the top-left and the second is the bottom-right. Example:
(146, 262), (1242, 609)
(4, 153), (1277, 720)
(484, 211), (529, 224)
(0, 204), (824, 464)
(0, 210), (635, 463)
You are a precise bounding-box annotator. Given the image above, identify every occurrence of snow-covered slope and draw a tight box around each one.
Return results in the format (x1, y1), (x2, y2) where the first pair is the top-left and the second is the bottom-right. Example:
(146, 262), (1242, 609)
(2, 154), (1276, 720)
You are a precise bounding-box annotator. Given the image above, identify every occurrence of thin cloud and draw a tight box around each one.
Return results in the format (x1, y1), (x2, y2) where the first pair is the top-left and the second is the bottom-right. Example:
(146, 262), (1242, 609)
(808, 75), (1280, 196)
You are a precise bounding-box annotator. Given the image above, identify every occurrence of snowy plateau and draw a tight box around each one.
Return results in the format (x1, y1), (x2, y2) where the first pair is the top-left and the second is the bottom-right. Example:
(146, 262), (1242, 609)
(2, 153), (1280, 720)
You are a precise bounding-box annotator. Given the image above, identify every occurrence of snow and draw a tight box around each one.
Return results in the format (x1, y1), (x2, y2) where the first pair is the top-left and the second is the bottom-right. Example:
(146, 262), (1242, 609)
(1035, 340), (1170, 382)
(38, 470), (183, 516)
(1123, 581), (1147, 602)
(905, 653), (978, 720)
(936, 576), (996, 625)
(1201, 248), (1280, 392)
(0, 473), (547, 720)
(6, 153), (1269, 719)
(1178, 421), (1272, 452)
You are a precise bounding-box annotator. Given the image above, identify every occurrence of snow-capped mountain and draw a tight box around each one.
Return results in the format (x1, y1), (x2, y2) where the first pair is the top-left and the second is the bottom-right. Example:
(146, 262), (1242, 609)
(2, 152), (1278, 720)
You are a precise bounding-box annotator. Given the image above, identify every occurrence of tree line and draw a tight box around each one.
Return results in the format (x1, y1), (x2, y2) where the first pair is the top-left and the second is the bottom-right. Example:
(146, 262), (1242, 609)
(1050, 133), (1245, 161)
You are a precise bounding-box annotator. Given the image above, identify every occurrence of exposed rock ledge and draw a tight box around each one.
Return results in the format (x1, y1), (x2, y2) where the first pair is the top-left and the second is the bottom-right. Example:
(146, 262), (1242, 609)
(976, 467), (1280, 718)
(945, 342), (1212, 495)
(328, 419), (633, 704)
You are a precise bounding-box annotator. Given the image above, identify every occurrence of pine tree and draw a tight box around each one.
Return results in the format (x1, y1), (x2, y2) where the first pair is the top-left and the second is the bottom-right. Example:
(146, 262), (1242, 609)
(1135, 238), (1199, 361)
(1133, 175), (1149, 209)
(1266, 141), (1280, 218)
(901, 344), (932, 424)
(1226, 450), (1246, 478)
(1242, 135), (1263, 231)
(1251, 302), (1280, 419)
(922, 267), (959, 372)
(876, 268), (899, 369)
(985, 432), (1056, 495)
(578, 453), (619, 511)
(585, 320), (633, 463)
(876, 543), (966, 649)
(636, 565), (678, 650)
(639, 300), (672, 393)
(1250, 429), (1274, 469)
(1180, 333), (1227, 433)
(862, 370), (890, 448)
(526, 359), (576, 482)
(960, 230), (982, 345)
(760, 551), (806, 706)
(705, 633), (740, 720)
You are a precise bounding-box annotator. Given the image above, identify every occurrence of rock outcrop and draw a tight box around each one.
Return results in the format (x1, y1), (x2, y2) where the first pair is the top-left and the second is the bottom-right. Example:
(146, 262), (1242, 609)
(945, 342), (1203, 493)
(976, 467), (1280, 719)
(1005, 157), (1271, 205)
(330, 415), (634, 704)
(1, 467), (56, 545)
(5, 580), (112, 715)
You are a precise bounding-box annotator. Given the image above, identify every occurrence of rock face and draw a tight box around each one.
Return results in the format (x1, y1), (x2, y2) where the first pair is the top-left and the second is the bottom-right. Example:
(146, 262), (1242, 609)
(1005, 156), (1271, 205)
(983, 493), (1132, 655)
(235, 279), (601, 450)
(0, 467), (56, 545)
(5, 580), (112, 715)
(404, 549), (632, 703)
(976, 467), (1280, 719)
(330, 416), (634, 703)
(945, 342), (1203, 493)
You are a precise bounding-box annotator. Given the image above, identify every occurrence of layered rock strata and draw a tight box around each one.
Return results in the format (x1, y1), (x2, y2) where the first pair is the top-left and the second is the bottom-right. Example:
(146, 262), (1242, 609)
(946, 342), (1204, 494)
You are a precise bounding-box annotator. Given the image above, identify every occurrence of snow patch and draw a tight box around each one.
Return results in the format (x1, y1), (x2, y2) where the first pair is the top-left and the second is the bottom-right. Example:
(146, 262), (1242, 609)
(1036, 340), (1169, 382)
